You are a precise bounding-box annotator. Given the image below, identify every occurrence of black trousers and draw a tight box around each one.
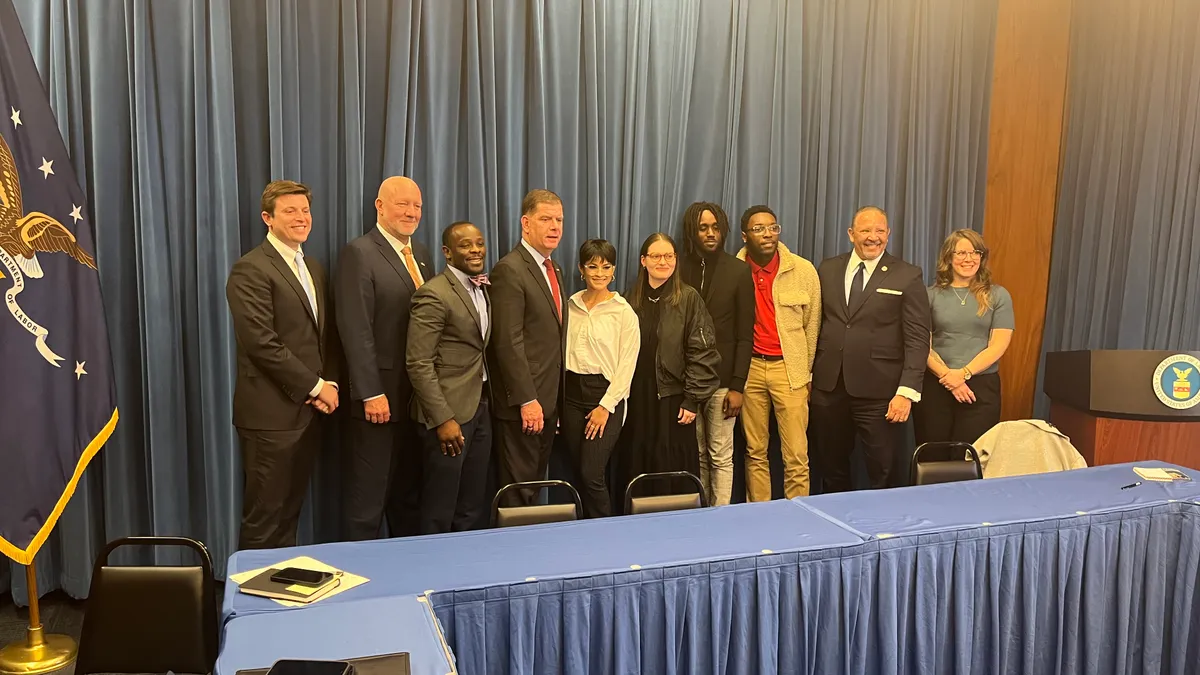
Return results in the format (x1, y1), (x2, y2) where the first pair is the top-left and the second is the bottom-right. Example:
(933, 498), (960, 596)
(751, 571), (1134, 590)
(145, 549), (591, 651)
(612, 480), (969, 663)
(496, 408), (558, 507)
(812, 374), (902, 492)
(418, 397), (493, 534)
(237, 421), (322, 550)
(561, 372), (624, 518)
(913, 371), (1002, 447)
(342, 415), (422, 540)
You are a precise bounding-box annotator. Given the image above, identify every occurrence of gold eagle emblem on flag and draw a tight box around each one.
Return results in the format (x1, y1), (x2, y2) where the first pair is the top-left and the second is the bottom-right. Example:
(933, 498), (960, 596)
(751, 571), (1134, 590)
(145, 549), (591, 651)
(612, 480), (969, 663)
(0, 132), (97, 366)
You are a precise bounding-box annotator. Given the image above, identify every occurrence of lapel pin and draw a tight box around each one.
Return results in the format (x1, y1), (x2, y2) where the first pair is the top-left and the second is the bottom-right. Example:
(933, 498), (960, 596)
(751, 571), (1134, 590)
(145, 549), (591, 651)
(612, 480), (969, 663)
(881, 266), (888, 272)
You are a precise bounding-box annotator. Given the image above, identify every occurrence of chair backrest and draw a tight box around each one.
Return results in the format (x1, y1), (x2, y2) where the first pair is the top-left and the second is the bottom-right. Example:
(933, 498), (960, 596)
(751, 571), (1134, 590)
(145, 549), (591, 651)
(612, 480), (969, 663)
(76, 536), (217, 675)
(491, 480), (583, 528)
(624, 471), (706, 515)
(910, 442), (984, 486)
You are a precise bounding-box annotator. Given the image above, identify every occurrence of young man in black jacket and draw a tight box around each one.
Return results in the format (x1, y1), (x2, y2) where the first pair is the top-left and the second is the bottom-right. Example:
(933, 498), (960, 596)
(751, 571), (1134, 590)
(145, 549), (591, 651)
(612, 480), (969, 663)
(679, 202), (755, 506)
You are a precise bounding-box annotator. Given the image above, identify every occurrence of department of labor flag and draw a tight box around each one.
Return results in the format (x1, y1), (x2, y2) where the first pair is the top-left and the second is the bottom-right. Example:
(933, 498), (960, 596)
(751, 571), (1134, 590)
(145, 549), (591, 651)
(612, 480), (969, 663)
(0, 0), (118, 565)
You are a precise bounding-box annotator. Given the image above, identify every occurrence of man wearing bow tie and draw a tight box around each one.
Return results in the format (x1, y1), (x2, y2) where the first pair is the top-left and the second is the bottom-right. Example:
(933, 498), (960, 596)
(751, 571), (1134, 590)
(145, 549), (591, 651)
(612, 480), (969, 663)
(334, 176), (433, 539)
(811, 206), (931, 492)
(407, 222), (493, 533)
(226, 180), (340, 549)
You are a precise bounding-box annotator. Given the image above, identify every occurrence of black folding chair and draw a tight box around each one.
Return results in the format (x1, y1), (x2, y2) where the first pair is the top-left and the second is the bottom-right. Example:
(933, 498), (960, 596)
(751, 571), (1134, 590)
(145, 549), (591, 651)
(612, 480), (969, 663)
(624, 471), (707, 515)
(491, 480), (583, 527)
(910, 441), (984, 486)
(76, 536), (218, 675)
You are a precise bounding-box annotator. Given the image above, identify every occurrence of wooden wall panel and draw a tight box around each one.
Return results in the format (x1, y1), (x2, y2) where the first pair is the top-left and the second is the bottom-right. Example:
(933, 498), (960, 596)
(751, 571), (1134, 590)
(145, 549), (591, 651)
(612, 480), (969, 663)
(983, 0), (1074, 420)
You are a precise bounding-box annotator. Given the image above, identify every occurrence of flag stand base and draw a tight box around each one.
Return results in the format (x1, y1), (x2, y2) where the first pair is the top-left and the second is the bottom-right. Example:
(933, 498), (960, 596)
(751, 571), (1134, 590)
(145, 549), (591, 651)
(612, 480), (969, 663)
(0, 628), (77, 674)
(0, 565), (77, 674)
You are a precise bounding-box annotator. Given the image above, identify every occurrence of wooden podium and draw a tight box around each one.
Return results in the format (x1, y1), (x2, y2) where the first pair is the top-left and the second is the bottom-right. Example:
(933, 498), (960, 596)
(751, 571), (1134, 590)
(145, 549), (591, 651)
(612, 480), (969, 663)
(1044, 350), (1200, 469)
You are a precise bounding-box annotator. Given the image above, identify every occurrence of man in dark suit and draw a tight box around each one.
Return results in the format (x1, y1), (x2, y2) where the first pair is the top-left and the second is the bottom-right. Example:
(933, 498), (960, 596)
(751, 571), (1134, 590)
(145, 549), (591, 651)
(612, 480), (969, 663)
(679, 201), (754, 506)
(811, 206), (931, 491)
(334, 176), (433, 540)
(488, 189), (567, 505)
(226, 180), (340, 550)
(407, 222), (492, 533)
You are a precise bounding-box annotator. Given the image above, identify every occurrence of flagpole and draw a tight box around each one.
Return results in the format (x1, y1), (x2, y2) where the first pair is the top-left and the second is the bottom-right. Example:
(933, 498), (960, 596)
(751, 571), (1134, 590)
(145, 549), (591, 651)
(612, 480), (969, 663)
(0, 563), (77, 674)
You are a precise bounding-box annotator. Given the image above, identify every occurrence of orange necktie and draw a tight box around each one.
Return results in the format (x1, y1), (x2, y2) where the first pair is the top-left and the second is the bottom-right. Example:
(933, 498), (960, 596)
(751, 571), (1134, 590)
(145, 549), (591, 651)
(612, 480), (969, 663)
(402, 246), (423, 289)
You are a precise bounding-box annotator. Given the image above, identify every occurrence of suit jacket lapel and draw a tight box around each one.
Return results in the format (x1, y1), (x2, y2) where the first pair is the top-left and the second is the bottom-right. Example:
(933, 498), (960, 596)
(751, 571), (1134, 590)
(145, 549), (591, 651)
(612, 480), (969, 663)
(517, 244), (559, 319)
(306, 256), (325, 336)
(445, 268), (485, 342)
(262, 240), (318, 327)
(371, 228), (418, 294)
(848, 252), (894, 320)
(830, 252), (850, 321)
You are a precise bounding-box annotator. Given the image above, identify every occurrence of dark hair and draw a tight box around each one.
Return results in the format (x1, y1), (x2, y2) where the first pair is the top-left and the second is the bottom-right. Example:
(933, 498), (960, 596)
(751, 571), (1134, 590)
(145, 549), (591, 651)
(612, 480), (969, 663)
(740, 205), (777, 232)
(261, 180), (312, 216)
(577, 239), (617, 268)
(680, 202), (729, 257)
(628, 232), (684, 310)
(521, 189), (562, 216)
(441, 221), (477, 248)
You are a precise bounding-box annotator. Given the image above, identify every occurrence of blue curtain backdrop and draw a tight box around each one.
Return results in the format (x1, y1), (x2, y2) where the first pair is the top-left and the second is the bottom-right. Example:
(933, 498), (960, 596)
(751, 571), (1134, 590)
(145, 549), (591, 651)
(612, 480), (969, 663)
(1036, 0), (1200, 415)
(4, 0), (997, 601)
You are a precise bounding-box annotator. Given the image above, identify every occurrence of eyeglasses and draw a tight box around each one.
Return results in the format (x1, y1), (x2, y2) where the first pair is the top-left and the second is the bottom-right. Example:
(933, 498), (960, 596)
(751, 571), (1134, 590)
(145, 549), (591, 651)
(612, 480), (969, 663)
(747, 224), (782, 235)
(644, 253), (676, 263)
(952, 250), (984, 260)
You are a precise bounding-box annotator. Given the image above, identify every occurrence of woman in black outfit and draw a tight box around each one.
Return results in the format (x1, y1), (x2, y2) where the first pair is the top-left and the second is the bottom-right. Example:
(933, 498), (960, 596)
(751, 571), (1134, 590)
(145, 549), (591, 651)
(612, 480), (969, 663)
(617, 232), (720, 502)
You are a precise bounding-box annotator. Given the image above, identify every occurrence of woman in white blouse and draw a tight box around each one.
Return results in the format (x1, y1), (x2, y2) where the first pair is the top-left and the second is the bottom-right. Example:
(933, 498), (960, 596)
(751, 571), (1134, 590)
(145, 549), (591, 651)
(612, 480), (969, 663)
(562, 239), (640, 517)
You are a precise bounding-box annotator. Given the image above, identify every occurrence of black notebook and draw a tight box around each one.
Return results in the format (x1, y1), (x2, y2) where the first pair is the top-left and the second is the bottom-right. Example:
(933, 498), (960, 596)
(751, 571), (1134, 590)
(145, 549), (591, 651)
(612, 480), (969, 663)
(237, 567), (343, 604)
(236, 652), (411, 675)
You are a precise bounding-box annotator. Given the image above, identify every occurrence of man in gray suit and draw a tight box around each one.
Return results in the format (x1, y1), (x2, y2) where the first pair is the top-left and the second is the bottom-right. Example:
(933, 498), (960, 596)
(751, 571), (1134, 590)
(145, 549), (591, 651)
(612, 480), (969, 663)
(406, 222), (493, 534)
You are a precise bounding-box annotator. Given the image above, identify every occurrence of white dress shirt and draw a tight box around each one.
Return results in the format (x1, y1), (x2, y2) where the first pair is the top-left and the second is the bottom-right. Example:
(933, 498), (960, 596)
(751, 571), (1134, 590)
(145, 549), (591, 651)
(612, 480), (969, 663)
(565, 291), (640, 413)
(377, 223), (424, 285)
(266, 231), (334, 398)
(448, 265), (490, 382)
(844, 250), (920, 403)
(844, 250), (883, 305)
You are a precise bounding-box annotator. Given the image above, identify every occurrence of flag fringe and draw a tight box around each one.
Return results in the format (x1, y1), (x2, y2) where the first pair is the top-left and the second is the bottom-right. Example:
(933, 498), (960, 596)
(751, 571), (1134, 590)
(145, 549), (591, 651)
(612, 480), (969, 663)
(0, 408), (119, 566)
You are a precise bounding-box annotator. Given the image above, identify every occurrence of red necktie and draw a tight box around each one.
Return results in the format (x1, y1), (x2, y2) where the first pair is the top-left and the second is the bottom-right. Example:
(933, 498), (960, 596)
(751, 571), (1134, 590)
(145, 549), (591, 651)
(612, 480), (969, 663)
(543, 258), (562, 322)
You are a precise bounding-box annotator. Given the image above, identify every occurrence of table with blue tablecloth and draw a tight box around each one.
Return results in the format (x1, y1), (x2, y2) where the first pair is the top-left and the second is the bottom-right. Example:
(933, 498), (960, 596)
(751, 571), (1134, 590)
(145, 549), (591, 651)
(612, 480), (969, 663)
(218, 462), (1200, 675)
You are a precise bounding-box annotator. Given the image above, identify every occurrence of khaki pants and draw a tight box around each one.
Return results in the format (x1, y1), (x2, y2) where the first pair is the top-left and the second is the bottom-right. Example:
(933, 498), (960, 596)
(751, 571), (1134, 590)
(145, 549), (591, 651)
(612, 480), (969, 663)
(695, 388), (736, 506)
(742, 357), (811, 500)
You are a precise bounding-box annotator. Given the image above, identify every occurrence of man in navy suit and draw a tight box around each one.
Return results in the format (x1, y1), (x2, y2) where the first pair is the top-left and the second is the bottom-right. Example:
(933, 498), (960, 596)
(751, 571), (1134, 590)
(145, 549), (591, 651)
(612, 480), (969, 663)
(335, 176), (434, 539)
(811, 206), (931, 491)
(487, 189), (568, 505)
(226, 180), (340, 549)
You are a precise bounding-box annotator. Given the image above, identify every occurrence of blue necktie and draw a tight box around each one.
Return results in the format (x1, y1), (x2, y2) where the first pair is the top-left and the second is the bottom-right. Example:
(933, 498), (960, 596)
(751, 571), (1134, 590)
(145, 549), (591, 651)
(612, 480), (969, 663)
(294, 250), (318, 318)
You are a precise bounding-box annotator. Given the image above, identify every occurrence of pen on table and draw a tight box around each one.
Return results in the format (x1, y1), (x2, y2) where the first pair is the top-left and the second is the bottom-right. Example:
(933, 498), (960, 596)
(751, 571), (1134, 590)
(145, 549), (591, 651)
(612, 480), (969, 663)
(1120, 481), (1141, 490)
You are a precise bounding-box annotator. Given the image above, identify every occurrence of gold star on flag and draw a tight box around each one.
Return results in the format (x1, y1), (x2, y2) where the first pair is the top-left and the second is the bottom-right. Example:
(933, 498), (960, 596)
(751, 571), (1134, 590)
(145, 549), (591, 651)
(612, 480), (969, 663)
(39, 157), (54, 178)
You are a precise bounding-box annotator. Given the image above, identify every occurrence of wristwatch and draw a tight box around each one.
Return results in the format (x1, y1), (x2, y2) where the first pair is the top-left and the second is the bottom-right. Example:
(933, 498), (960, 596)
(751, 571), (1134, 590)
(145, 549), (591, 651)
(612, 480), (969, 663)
(963, 367), (973, 380)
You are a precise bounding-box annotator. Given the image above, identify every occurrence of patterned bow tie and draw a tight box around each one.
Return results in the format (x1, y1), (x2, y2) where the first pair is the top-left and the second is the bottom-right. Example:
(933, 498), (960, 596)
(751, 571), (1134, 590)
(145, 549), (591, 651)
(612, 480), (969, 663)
(468, 274), (490, 287)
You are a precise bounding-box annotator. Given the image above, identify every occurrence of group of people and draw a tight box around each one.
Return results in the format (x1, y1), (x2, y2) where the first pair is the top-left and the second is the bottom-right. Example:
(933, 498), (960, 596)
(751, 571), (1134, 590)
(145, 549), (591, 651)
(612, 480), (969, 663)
(225, 177), (1014, 550)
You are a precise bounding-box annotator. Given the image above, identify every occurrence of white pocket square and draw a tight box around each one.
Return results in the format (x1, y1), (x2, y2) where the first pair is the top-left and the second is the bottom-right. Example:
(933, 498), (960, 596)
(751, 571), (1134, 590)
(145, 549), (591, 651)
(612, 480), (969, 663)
(876, 288), (903, 295)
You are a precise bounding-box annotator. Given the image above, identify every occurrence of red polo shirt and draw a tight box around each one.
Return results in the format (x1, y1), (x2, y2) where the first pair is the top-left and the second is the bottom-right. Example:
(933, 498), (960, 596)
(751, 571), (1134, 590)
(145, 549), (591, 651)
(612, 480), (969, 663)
(748, 252), (783, 356)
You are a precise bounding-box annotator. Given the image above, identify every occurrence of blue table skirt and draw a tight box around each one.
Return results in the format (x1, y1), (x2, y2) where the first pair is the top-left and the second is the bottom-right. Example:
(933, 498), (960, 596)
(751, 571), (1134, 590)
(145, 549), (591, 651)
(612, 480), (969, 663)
(430, 502), (1200, 675)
